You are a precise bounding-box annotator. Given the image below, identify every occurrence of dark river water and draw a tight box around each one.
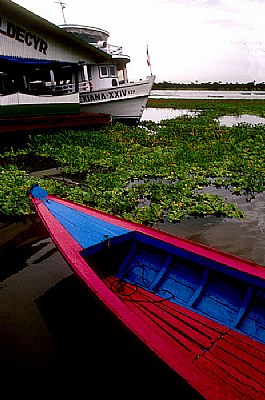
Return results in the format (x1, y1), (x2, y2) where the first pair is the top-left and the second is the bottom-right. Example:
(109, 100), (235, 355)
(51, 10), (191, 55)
(1, 189), (264, 397)
(1, 109), (264, 397)
(0, 215), (205, 398)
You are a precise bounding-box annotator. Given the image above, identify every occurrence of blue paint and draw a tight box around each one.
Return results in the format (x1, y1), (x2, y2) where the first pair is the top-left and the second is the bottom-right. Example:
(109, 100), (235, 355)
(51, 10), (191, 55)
(29, 184), (48, 199)
(29, 185), (130, 249)
(30, 186), (265, 344)
(151, 254), (172, 291)
(46, 200), (130, 249)
(239, 290), (265, 342)
(188, 269), (209, 308)
(117, 240), (265, 344)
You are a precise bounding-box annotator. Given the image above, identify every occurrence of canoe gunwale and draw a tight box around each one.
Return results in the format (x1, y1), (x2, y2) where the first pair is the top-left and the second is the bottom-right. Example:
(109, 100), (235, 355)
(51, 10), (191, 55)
(29, 186), (265, 400)
(44, 193), (265, 282)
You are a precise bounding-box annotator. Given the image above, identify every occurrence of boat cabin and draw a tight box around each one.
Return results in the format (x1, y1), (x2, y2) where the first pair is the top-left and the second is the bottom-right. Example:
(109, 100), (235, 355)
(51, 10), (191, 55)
(0, 0), (110, 118)
(60, 25), (130, 93)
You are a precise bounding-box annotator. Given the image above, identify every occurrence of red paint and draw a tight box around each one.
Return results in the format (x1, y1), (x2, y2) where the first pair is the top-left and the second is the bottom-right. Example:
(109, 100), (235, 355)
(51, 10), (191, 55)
(0, 112), (111, 134)
(30, 194), (265, 400)
(49, 194), (265, 280)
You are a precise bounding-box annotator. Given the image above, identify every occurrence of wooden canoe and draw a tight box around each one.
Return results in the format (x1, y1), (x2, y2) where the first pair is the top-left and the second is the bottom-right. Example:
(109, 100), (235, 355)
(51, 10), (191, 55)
(29, 184), (265, 400)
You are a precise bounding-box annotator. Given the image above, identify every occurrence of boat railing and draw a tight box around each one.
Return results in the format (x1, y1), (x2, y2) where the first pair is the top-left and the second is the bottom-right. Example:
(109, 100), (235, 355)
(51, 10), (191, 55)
(90, 42), (124, 55)
(54, 82), (76, 94)
(28, 81), (76, 96)
(106, 44), (124, 55)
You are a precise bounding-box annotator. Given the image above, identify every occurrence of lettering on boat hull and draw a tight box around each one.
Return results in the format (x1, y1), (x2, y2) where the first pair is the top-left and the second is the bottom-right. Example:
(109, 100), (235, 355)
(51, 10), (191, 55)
(79, 76), (155, 123)
(80, 88), (137, 104)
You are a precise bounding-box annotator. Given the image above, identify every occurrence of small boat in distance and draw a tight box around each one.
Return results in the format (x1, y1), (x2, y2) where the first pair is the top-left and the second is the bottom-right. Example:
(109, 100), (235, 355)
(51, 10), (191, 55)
(60, 25), (155, 124)
(28, 184), (265, 400)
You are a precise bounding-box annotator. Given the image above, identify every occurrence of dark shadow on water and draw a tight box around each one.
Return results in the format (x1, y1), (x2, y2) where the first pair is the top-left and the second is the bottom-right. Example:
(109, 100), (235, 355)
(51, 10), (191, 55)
(0, 215), (50, 281)
(35, 275), (204, 399)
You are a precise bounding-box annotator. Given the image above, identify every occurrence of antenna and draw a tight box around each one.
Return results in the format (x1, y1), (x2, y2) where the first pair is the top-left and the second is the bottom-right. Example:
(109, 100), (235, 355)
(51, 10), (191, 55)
(55, 1), (67, 24)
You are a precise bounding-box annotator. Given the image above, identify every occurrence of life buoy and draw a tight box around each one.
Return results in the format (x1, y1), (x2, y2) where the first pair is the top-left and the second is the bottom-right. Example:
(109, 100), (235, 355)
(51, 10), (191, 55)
(89, 80), (93, 91)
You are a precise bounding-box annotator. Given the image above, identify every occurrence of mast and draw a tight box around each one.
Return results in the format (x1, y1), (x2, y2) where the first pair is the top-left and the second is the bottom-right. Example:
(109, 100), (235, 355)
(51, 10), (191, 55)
(55, 1), (67, 24)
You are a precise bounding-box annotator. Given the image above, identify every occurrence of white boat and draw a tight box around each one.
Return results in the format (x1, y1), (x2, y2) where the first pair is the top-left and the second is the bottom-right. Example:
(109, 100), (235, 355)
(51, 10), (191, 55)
(60, 25), (155, 124)
(0, 2), (93, 119)
(1, 2), (154, 125)
(79, 77), (155, 125)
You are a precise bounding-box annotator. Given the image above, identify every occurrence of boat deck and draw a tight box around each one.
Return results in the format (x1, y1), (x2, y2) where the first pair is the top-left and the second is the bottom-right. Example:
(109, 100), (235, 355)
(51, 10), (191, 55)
(0, 112), (112, 135)
(104, 276), (265, 400)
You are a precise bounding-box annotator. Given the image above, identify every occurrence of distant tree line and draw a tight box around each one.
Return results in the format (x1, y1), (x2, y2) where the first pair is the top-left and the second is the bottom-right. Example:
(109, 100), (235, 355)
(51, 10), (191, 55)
(152, 81), (265, 91)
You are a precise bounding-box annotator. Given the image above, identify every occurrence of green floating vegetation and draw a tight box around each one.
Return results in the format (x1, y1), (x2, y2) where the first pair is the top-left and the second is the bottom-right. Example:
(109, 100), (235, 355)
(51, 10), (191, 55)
(0, 98), (264, 225)
(147, 98), (265, 118)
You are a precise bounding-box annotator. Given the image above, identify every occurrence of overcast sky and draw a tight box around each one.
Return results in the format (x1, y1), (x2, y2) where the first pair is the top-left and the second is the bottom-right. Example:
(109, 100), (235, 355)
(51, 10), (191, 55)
(13, 0), (265, 83)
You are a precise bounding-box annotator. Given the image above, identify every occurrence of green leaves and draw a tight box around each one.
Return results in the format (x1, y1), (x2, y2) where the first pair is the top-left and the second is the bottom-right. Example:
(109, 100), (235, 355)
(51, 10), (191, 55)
(0, 166), (35, 217)
(1, 99), (265, 224)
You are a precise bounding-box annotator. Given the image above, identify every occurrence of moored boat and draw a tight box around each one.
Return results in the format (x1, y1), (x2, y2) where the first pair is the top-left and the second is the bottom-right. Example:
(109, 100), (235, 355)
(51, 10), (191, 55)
(29, 184), (265, 400)
(0, 0), (108, 119)
(1, 1), (153, 125)
(60, 24), (155, 124)
(79, 75), (155, 125)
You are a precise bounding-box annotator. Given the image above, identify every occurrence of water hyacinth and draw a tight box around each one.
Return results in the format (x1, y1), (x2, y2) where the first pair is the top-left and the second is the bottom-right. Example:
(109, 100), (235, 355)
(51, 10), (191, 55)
(0, 99), (264, 224)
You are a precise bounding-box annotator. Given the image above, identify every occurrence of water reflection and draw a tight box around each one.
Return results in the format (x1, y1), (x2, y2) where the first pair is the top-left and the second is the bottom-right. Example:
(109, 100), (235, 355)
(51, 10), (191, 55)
(0, 215), (203, 398)
(127, 177), (265, 266)
(217, 114), (265, 126)
(142, 108), (265, 127)
(150, 89), (265, 100)
(156, 191), (265, 267)
(141, 108), (198, 122)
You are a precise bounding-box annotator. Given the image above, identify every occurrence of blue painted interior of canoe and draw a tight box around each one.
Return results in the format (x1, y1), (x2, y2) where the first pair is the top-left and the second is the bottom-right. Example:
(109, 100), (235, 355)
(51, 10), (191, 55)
(115, 239), (265, 345)
(29, 185), (265, 345)
(46, 199), (130, 249)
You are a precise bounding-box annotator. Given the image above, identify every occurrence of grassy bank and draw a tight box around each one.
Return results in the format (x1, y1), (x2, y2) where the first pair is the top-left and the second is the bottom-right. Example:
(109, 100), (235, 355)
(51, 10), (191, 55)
(1, 99), (264, 225)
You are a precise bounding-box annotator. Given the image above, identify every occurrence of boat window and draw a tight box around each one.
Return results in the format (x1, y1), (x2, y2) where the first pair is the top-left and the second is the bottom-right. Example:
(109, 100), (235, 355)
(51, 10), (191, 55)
(99, 64), (118, 79)
(99, 65), (109, 78)
(109, 65), (117, 77)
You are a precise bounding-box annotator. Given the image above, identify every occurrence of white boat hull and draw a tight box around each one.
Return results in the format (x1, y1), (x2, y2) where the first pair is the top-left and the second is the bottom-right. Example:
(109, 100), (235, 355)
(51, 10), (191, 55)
(80, 76), (155, 124)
